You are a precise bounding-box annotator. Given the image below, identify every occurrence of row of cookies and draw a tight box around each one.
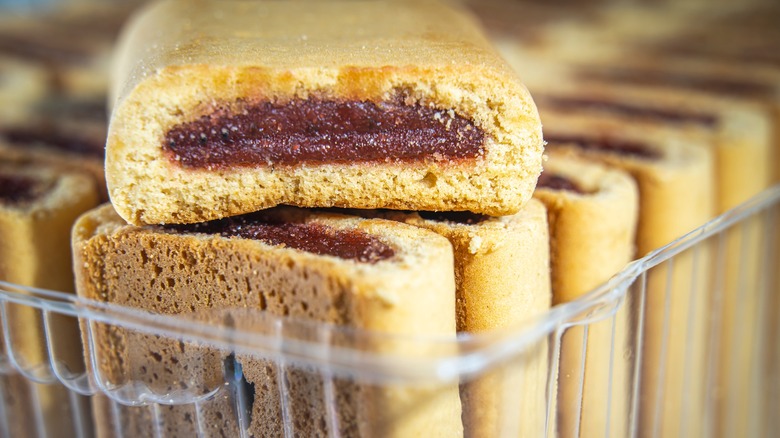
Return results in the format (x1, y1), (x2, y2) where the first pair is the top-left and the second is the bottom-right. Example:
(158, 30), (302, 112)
(1, 0), (775, 437)
(1, 0), (632, 433)
(0, 2), (158, 437)
(465, 0), (780, 437)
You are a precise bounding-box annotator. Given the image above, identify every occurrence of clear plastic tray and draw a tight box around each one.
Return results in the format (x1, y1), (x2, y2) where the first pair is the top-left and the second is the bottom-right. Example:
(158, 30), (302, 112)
(1, 185), (778, 437)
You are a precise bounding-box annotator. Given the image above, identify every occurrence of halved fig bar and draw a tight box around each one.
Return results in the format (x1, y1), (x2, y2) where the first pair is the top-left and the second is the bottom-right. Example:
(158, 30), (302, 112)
(72, 204), (462, 437)
(107, 0), (544, 225)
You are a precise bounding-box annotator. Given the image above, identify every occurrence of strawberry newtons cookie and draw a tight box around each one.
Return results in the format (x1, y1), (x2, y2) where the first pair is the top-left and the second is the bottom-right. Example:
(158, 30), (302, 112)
(107, 0), (543, 225)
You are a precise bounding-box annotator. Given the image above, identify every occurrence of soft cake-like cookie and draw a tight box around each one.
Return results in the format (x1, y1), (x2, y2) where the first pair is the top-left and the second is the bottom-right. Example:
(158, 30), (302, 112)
(72, 204), (462, 437)
(534, 152), (638, 438)
(0, 160), (99, 361)
(0, 160), (99, 437)
(107, 0), (544, 225)
(410, 202), (550, 438)
(346, 199), (551, 437)
(0, 110), (108, 201)
(533, 82), (772, 214)
(542, 115), (715, 438)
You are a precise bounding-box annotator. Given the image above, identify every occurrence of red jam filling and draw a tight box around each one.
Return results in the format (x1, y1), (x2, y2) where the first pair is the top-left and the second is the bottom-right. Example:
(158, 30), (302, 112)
(417, 211), (490, 225)
(545, 134), (662, 160)
(0, 174), (47, 204)
(537, 172), (584, 194)
(539, 95), (718, 128)
(163, 98), (485, 169)
(166, 212), (395, 264)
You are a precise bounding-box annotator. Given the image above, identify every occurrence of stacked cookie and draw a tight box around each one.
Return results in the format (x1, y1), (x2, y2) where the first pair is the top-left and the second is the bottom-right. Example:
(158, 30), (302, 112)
(69, 0), (553, 436)
(4, 0), (775, 436)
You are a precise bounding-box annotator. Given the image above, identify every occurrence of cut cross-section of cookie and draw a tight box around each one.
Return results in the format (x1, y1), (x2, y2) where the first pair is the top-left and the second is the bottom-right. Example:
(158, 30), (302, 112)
(107, 0), (544, 225)
(72, 204), (462, 437)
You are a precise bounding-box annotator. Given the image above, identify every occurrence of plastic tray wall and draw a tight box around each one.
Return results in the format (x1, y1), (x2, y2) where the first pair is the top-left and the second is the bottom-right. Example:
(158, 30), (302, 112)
(0, 186), (778, 438)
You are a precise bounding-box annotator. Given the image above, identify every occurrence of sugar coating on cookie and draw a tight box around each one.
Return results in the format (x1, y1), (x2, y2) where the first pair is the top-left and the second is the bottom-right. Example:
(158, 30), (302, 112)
(107, 0), (543, 225)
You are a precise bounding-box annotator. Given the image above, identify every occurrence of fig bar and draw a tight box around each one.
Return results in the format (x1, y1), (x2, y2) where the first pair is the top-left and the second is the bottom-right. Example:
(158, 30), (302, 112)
(0, 160), (99, 438)
(542, 112), (715, 438)
(409, 203), (550, 438)
(107, 0), (543, 225)
(72, 205), (462, 437)
(533, 81), (772, 214)
(0, 160), (99, 313)
(534, 153), (638, 438)
(0, 110), (109, 201)
(345, 199), (551, 437)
